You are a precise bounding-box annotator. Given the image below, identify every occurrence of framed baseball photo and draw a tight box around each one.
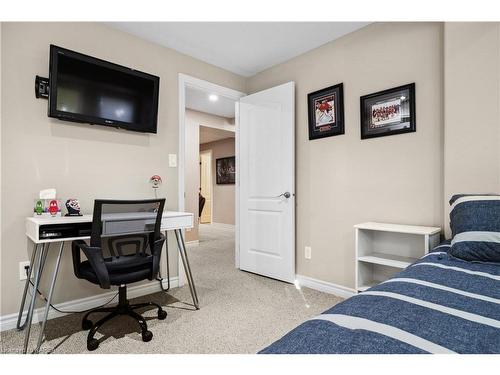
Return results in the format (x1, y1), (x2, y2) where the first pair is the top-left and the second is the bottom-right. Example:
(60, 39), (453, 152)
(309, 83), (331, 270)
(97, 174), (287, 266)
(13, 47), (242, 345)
(360, 83), (416, 140)
(307, 83), (344, 140)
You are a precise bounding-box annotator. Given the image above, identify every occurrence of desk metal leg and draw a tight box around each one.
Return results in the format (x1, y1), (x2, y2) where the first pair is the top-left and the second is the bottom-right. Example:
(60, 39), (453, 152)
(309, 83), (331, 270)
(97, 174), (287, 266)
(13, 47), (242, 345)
(174, 229), (199, 309)
(17, 243), (40, 331)
(23, 243), (49, 354)
(34, 242), (64, 353)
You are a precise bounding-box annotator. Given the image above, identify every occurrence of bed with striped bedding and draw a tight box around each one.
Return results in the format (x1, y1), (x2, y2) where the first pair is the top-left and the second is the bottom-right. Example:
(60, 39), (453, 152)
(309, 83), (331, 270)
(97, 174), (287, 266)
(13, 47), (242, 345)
(260, 243), (500, 354)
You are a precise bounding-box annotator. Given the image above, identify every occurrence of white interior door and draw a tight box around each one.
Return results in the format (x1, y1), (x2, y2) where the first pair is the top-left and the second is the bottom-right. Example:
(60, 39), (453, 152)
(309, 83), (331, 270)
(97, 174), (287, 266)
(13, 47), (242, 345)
(238, 82), (295, 283)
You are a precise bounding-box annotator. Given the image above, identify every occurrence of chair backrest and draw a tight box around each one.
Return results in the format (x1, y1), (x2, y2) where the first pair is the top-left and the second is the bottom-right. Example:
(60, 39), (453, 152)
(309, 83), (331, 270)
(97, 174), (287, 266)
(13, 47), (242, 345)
(90, 199), (166, 253)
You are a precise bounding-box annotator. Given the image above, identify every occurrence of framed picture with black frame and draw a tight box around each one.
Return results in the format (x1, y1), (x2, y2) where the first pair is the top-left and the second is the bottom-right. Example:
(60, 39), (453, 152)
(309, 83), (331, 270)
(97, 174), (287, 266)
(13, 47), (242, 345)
(307, 83), (344, 140)
(360, 83), (416, 140)
(216, 156), (236, 185)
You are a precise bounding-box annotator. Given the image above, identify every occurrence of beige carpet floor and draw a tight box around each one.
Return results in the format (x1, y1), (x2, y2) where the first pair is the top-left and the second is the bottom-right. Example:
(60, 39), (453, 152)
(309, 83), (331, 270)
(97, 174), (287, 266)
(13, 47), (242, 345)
(1, 224), (342, 354)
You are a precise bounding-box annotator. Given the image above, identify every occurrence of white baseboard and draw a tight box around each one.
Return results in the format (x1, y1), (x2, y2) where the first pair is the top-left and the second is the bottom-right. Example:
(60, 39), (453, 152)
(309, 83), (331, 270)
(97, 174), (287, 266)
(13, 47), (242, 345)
(0, 277), (178, 333)
(295, 274), (356, 299)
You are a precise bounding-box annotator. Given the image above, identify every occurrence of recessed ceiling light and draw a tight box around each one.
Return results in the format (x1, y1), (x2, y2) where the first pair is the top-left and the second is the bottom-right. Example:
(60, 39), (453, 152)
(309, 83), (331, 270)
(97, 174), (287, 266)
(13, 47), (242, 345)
(209, 94), (219, 102)
(400, 96), (406, 100)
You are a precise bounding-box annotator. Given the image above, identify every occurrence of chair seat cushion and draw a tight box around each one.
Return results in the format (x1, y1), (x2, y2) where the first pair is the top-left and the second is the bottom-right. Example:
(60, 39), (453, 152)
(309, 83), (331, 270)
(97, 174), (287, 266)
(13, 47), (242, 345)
(79, 254), (153, 286)
(105, 253), (152, 272)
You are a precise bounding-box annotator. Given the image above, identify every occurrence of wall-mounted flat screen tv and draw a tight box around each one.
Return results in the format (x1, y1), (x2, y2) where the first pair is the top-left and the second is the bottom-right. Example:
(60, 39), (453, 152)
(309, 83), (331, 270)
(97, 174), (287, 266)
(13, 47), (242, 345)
(48, 45), (159, 133)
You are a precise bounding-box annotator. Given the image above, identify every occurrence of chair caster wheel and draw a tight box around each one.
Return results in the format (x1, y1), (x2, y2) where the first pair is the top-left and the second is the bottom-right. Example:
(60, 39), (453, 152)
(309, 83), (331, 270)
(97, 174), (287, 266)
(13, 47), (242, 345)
(158, 309), (167, 320)
(82, 319), (93, 330)
(142, 330), (153, 342)
(87, 338), (99, 351)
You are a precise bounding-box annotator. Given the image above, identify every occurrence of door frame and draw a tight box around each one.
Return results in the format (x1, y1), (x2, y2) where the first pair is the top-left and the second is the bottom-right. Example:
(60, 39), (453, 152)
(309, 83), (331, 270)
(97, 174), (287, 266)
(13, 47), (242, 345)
(199, 149), (213, 224)
(178, 74), (246, 286)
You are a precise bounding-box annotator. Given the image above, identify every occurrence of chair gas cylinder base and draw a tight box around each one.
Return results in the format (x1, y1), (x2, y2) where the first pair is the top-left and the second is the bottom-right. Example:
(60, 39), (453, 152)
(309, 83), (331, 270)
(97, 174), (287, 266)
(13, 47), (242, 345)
(82, 284), (167, 351)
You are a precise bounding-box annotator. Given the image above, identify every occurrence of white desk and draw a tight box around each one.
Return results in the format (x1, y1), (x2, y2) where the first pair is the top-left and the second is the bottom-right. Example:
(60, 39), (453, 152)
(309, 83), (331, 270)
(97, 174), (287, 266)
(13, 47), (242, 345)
(19, 211), (198, 354)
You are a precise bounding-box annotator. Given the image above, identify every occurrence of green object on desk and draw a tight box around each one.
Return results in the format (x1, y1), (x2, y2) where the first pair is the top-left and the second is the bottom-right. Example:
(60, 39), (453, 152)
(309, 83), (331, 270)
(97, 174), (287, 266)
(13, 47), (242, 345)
(35, 200), (43, 215)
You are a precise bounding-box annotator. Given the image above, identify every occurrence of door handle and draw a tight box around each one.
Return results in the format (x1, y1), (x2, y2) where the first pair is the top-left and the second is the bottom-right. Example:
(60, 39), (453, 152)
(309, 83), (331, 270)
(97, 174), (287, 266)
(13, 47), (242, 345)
(275, 192), (292, 199)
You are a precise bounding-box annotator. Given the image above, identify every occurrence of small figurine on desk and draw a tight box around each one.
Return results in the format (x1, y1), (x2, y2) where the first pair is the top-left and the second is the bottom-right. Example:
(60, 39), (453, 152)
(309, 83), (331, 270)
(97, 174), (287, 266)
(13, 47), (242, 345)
(65, 198), (82, 216)
(34, 200), (44, 215)
(33, 189), (62, 217)
(48, 200), (60, 216)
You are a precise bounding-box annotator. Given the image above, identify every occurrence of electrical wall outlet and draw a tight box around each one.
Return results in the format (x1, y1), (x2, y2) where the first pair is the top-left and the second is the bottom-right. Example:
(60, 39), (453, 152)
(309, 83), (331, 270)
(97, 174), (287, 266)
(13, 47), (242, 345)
(19, 261), (31, 281)
(305, 246), (312, 259)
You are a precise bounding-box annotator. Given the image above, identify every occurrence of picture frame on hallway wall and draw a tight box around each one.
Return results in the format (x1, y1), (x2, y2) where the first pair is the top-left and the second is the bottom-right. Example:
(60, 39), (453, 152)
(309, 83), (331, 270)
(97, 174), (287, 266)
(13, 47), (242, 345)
(360, 83), (416, 139)
(216, 156), (236, 185)
(307, 83), (345, 140)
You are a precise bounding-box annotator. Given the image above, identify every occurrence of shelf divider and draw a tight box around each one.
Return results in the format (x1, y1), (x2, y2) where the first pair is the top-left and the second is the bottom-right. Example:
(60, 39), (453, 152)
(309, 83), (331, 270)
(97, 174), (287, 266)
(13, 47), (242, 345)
(357, 252), (417, 269)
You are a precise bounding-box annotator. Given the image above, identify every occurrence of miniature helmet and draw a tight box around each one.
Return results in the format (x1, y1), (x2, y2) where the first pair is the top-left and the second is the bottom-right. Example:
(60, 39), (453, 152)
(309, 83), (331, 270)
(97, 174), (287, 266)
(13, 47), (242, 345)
(65, 199), (81, 216)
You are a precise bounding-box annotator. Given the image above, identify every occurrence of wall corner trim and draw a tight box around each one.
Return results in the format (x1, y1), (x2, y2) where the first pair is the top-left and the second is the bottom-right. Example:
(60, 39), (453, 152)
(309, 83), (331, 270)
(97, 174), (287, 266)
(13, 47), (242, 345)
(295, 274), (356, 299)
(0, 277), (179, 333)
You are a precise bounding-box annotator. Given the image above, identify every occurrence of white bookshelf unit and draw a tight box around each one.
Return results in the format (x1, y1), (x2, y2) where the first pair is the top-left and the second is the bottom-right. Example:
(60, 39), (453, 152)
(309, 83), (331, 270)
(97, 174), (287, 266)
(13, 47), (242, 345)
(354, 222), (441, 292)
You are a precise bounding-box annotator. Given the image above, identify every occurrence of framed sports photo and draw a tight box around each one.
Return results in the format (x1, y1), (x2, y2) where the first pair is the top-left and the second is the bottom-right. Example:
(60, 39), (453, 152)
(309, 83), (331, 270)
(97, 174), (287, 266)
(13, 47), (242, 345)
(307, 83), (344, 140)
(216, 156), (236, 185)
(360, 83), (416, 139)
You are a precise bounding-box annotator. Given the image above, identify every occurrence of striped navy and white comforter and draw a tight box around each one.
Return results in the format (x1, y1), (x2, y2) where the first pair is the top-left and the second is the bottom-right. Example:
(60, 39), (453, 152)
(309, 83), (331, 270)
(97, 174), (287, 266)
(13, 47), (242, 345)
(260, 244), (500, 354)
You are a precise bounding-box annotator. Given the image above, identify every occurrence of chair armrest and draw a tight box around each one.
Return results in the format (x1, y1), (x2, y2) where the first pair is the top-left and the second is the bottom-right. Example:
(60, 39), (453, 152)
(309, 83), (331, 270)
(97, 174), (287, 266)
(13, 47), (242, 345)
(150, 233), (166, 279)
(72, 240), (111, 289)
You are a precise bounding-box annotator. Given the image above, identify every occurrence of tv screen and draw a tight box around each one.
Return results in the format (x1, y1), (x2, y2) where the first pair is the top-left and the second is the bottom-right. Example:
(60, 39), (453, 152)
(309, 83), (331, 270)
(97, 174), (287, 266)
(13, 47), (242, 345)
(48, 45), (159, 133)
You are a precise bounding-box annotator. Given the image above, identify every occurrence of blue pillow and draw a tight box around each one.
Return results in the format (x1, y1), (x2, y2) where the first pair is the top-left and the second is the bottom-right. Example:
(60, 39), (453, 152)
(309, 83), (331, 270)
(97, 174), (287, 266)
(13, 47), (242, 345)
(449, 194), (500, 262)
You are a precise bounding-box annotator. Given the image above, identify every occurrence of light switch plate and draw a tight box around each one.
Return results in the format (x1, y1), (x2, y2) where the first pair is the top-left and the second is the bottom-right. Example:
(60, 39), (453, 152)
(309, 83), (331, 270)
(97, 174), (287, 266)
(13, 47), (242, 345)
(168, 154), (177, 167)
(305, 246), (312, 259)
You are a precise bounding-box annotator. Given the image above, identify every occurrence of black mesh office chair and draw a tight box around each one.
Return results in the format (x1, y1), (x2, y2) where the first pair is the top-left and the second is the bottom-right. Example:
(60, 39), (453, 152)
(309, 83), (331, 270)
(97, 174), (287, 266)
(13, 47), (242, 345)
(72, 199), (167, 351)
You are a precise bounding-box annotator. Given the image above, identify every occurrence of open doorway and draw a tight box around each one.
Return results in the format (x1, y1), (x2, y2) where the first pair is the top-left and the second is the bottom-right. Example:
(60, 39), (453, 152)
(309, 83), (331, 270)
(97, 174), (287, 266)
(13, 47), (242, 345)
(179, 75), (296, 289)
(199, 125), (236, 238)
(199, 149), (212, 224)
(183, 88), (238, 243)
(178, 74), (245, 287)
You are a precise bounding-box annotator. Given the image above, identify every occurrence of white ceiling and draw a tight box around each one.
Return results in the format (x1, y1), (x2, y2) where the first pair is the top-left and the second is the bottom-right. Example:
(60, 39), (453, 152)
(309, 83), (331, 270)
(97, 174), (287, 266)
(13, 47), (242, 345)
(186, 86), (236, 118)
(200, 126), (234, 145)
(106, 22), (369, 77)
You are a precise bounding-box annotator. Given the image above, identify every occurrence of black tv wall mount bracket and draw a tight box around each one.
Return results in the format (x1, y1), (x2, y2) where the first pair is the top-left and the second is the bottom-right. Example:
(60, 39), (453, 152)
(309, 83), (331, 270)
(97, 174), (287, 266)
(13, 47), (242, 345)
(35, 75), (49, 99)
